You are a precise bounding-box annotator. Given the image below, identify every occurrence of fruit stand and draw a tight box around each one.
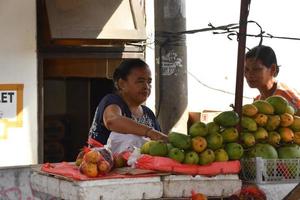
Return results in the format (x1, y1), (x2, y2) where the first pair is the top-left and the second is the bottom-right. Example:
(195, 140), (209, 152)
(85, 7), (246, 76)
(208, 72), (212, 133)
(31, 95), (300, 200)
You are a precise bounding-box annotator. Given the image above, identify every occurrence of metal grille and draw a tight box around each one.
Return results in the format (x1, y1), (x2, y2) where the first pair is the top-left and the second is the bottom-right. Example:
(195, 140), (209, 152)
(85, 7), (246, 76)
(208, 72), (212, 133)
(241, 158), (300, 184)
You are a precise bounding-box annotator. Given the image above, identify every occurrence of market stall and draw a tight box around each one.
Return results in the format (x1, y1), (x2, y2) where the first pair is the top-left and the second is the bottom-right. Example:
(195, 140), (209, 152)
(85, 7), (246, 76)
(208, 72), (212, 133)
(31, 0), (300, 199)
(31, 94), (300, 199)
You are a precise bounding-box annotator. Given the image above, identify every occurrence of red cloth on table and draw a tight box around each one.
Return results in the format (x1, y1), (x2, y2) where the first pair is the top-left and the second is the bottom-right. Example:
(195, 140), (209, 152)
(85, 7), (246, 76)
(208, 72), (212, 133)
(41, 162), (158, 181)
(135, 154), (241, 176)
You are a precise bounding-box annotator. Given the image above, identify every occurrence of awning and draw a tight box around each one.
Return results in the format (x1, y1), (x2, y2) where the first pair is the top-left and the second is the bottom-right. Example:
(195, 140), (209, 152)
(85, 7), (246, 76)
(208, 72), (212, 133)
(45, 0), (146, 40)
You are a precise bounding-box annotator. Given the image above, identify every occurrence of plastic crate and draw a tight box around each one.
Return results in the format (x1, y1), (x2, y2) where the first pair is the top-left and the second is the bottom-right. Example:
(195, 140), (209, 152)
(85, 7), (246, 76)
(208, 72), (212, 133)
(241, 157), (300, 184)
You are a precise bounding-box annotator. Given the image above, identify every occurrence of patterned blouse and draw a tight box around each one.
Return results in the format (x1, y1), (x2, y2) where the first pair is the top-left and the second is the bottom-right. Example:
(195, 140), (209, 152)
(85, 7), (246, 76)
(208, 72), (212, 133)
(255, 82), (300, 112)
(88, 93), (161, 145)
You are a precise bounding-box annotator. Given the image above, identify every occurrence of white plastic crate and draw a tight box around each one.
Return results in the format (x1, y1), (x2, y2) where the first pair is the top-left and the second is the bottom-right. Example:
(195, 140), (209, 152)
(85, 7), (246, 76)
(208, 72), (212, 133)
(241, 157), (300, 184)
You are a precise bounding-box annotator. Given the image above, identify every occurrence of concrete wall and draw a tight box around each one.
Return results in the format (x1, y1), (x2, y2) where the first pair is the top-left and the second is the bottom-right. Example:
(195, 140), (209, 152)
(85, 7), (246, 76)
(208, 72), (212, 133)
(0, 166), (36, 200)
(0, 0), (37, 166)
(0, 166), (57, 200)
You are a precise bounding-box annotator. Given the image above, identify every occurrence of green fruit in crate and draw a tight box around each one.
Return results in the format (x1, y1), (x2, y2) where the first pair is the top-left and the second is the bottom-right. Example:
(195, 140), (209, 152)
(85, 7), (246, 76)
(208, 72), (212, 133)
(207, 122), (220, 135)
(277, 144), (300, 159)
(252, 100), (274, 115)
(213, 111), (239, 127)
(241, 117), (257, 132)
(254, 127), (268, 141)
(290, 116), (300, 132)
(214, 149), (229, 162)
(267, 131), (281, 147)
(241, 132), (256, 148)
(266, 95), (289, 115)
(168, 132), (191, 150)
(189, 122), (208, 137)
(206, 133), (223, 150)
(225, 143), (244, 160)
(286, 105), (295, 115)
(276, 150), (298, 179)
(266, 115), (281, 131)
(183, 151), (199, 165)
(221, 127), (239, 143)
(199, 149), (215, 165)
(247, 143), (278, 159)
(277, 146), (300, 178)
(168, 148), (185, 163)
(242, 104), (258, 117)
(140, 140), (156, 154)
(149, 141), (168, 157)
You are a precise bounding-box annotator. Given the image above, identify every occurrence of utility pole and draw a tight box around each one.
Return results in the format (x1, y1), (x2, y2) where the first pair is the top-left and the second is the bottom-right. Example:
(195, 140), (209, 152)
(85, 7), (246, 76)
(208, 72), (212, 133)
(234, 0), (250, 119)
(154, 0), (187, 134)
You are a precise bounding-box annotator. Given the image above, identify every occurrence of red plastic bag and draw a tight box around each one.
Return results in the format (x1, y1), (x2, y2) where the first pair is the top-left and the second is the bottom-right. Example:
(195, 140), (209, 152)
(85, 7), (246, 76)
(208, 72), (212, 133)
(135, 154), (241, 176)
(229, 184), (266, 200)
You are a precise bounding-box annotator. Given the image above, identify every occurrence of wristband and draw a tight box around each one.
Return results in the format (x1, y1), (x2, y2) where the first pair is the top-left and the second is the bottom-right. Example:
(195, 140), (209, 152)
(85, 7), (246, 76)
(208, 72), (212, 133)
(144, 127), (153, 137)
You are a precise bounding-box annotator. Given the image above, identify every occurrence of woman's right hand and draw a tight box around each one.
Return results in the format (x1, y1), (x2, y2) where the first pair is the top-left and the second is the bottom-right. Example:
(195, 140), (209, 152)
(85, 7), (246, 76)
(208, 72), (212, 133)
(147, 129), (168, 142)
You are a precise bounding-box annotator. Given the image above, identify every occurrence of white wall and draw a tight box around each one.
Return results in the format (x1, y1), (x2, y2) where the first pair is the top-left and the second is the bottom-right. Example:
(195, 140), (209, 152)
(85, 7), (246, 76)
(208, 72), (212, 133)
(0, 0), (37, 166)
(145, 0), (156, 112)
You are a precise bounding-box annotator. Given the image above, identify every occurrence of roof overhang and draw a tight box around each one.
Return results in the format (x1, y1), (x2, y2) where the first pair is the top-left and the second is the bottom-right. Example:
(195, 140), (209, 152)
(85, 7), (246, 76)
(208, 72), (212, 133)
(45, 0), (146, 40)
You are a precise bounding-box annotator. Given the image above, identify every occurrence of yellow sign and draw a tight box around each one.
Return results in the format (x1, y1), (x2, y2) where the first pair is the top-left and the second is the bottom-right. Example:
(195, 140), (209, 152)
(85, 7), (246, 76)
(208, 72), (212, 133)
(0, 84), (23, 139)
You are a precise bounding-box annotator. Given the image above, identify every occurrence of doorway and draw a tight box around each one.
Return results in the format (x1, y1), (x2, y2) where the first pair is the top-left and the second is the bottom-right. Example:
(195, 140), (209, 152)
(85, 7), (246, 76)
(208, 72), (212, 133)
(43, 75), (114, 162)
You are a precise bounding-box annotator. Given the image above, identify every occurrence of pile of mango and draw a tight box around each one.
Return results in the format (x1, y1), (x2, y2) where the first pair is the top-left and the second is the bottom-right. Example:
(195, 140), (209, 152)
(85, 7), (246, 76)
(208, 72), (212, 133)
(140, 95), (300, 166)
(140, 110), (243, 165)
(241, 95), (300, 159)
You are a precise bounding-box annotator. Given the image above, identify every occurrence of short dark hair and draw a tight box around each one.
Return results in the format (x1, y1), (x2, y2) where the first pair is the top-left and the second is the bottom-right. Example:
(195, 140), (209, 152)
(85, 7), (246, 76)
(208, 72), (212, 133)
(246, 45), (280, 76)
(113, 59), (148, 83)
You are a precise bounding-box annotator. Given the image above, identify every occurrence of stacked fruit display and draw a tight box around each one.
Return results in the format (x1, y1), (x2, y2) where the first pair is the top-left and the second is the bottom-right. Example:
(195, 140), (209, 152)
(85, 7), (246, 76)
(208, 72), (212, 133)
(140, 95), (300, 168)
(140, 110), (244, 166)
(241, 95), (300, 159)
(75, 147), (114, 177)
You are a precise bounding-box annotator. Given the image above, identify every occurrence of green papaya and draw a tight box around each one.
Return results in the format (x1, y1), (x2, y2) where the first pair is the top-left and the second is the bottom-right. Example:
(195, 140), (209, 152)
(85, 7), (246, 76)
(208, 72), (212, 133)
(213, 111), (239, 127)
(149, 141), (168, 157)
(225, 143), (244, 160)
(206, 133), (223, 150)
(241, 117), (257, 132)
(221, 127), (239, 143)
(253, 100), (274, 115)
(277, 144), (300, 159)
(266, 95), (288, 115)
(168, 132), (192, 150)
(247, 143), (278, 159)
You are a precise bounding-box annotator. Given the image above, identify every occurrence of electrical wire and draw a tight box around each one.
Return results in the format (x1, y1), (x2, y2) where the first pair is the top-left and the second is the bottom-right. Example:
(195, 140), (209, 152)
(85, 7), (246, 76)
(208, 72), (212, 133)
(188, 71), (253, 100)
(149, 20), (300, 117)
